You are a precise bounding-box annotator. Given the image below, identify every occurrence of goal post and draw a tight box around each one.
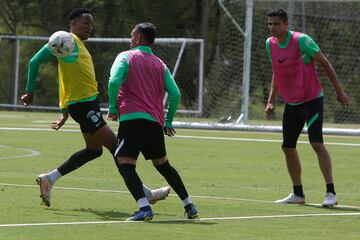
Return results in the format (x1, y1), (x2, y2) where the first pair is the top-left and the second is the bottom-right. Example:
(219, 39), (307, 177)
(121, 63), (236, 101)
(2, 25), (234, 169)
(0, 35), (204, 115)
(187, 0), (359, 135)
(1, 0), (359, 135)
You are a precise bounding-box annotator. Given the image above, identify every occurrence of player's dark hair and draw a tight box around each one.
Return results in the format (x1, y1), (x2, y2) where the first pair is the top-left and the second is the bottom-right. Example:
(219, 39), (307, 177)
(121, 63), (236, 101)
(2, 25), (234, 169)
(267, 8), (288, 22)
(135, 22), (156, 43)
(68, 8), (92, 21)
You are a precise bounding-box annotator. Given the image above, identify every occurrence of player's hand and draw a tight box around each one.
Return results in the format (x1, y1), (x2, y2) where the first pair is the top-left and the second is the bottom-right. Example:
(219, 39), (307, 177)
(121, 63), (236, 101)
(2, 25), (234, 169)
(265, 102), (275, 120)
(164, 127), (176, 137)
(20, 93), (34, 106)
(336, 90), (349, 108)
(107, 113), (118, 121)
(51, 112), (69, 130)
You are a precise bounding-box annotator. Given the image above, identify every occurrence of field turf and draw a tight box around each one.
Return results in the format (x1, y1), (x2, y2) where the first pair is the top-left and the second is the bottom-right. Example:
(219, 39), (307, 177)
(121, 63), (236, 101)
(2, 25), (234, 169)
(0, 111), (359, 239)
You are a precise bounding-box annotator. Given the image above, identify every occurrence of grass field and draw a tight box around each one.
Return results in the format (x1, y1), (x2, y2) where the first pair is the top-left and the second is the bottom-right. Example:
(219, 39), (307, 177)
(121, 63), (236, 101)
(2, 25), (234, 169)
(0, 110), (359, 240)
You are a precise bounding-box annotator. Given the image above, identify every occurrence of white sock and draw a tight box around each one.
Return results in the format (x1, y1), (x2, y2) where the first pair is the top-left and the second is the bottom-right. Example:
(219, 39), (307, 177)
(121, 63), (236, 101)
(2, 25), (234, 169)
(137, 197), (150, 209)
(47, 169), (62, 184)
(182, 197), (192, 207)
(142, 184), (152, 199)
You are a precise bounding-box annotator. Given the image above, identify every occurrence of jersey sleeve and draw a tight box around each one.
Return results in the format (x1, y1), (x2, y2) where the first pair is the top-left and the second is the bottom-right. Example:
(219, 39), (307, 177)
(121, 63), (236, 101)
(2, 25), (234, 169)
(108, 52), (129, 114)
(298, 34), (320, 58)
(26, 44), (54, 93)
(164, 66), (180, 128)
(265, 38), (272, 63)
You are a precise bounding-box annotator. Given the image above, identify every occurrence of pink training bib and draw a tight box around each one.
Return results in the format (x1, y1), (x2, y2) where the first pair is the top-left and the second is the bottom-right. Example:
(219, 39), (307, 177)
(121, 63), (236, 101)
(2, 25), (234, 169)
(117, 49), (166, 126)
(269, 32), (322, 103)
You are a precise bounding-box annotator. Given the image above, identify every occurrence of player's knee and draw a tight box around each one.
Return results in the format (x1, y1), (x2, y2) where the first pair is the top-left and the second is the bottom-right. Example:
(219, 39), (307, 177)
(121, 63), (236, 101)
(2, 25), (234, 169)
(282, 140), (297, 149)
(281, 146), (296, 154)
(154, 158), (171, 173)
(310, 142), (325, 152)
(87, 148), (103, 159)
(152, 156), (168, 166)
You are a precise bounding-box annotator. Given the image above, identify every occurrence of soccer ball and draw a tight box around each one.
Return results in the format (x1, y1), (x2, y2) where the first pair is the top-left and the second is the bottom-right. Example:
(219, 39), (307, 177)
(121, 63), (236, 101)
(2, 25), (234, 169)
(48, 31), (75, 57)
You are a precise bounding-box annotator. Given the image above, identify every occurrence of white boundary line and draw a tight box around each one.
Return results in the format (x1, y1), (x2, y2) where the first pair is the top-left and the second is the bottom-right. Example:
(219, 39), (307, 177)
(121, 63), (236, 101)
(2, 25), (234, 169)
(1, 127), (360, 147)
(0, 145), (40, 160)
(1, 127), (360, 226)
(175, 135), (360, 147)
(0, 127), (80, 132)
(1, 212), (360, 228)
(1, 182), (360, 210)
(0, 182), (273, 204)
(2, 173), (360, 197)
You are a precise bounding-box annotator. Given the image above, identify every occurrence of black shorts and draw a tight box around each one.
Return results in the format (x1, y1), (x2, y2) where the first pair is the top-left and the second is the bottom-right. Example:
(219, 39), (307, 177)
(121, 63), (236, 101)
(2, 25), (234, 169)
(282, 97), (324, 148)
(68, 98), (107, 134)
(114, 119), (166, 160)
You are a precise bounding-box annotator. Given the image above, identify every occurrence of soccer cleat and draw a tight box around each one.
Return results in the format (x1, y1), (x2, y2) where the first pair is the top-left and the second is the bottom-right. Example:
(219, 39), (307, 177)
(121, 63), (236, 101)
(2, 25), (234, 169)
(322, 192), (338, 207)
(274, 193), (305, 204)
(127, 210), (154, 221)
(148, 186), (171, 204)
(36, 174), (53, 207)
(184, 203), (198, 219)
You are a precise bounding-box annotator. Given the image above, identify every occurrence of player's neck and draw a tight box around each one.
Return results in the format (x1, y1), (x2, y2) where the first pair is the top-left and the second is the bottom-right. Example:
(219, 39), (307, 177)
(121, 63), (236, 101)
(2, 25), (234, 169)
(277, 30), (288, 43)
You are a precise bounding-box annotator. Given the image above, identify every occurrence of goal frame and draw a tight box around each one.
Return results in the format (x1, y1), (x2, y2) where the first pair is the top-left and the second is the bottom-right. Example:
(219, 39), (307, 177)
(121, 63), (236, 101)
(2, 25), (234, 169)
(0, 35), (204, 115)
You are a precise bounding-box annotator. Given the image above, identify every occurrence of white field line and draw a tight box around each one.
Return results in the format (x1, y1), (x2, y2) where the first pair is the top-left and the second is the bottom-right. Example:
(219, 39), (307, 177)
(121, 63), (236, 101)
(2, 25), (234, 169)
(0, 145), (40, 160)
(2, 173), (360, 197)
(32, 120), (77, 124)
(1, 212), (360, 228)
(1, 182), (360, 210)
(0, 127), (80, 132)
(1, 127), (360, 147)
(175, 135), (360, 147)
(0, 182), (273, 204)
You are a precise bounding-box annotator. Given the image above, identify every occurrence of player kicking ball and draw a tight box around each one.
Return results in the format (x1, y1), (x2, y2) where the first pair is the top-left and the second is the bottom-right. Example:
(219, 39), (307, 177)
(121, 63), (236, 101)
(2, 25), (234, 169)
(21, 8), (170, 208)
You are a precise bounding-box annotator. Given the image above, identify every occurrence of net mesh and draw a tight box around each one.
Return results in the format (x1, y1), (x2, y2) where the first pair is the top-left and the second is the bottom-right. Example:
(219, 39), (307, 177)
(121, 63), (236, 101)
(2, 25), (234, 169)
(1, 0), (359, 130)
(0, 37), (202, 113)
(207, 0), (360, 125)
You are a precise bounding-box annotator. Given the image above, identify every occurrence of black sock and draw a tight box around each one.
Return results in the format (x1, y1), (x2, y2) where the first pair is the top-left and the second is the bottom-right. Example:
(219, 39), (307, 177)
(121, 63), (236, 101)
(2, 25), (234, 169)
(326, 183), (336, 195)
(293, 185), (304, 198)
(154, 160), (189, 200)
(117, 163), (145, 201)
(57, 148), (102, 175)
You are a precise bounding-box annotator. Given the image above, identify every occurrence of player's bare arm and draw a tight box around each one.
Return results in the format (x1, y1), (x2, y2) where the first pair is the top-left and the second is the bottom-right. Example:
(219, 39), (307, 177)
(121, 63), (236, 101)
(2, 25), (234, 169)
(265, 74), (277, 120)
(313, 51), (349, 107)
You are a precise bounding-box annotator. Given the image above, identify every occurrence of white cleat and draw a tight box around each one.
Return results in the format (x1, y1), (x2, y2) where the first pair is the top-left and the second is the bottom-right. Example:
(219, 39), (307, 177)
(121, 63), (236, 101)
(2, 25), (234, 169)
(275, 193), (305, 204)
(322, 192), (338, 207)
(148, 186), (171, 204)
(36, 174), (53, 207)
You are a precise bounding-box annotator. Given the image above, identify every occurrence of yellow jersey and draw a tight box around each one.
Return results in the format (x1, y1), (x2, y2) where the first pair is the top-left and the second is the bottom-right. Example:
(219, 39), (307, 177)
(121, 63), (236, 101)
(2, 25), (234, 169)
(58, 33), (98, 109)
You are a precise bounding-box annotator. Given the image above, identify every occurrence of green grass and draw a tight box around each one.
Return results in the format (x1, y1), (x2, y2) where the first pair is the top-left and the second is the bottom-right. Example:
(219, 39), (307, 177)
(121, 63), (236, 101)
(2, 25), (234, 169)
(0, 111), (359, 239)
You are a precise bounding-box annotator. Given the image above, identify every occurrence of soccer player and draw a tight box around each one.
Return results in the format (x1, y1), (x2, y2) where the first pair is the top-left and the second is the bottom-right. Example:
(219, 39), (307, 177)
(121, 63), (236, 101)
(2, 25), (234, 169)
(264, 9), (349, 207)
(21, 8), (170, 207)
(107, 22), (198, 221)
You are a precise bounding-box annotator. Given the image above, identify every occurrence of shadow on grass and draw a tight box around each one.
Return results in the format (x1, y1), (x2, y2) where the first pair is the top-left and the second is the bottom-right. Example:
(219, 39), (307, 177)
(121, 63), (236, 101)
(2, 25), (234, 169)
(70, 208), (216, 225)
(72, 208), (129, 220)
(147, 219), (217, 225)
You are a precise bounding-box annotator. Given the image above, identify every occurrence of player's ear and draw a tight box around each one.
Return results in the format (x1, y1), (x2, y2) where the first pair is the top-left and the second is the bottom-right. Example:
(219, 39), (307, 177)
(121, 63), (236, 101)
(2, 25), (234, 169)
(284, 20), (289, 28)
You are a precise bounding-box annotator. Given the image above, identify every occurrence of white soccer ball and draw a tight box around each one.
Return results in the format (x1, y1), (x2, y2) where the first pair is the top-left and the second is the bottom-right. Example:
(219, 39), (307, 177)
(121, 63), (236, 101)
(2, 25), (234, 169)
(48, 31), (75, 57)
